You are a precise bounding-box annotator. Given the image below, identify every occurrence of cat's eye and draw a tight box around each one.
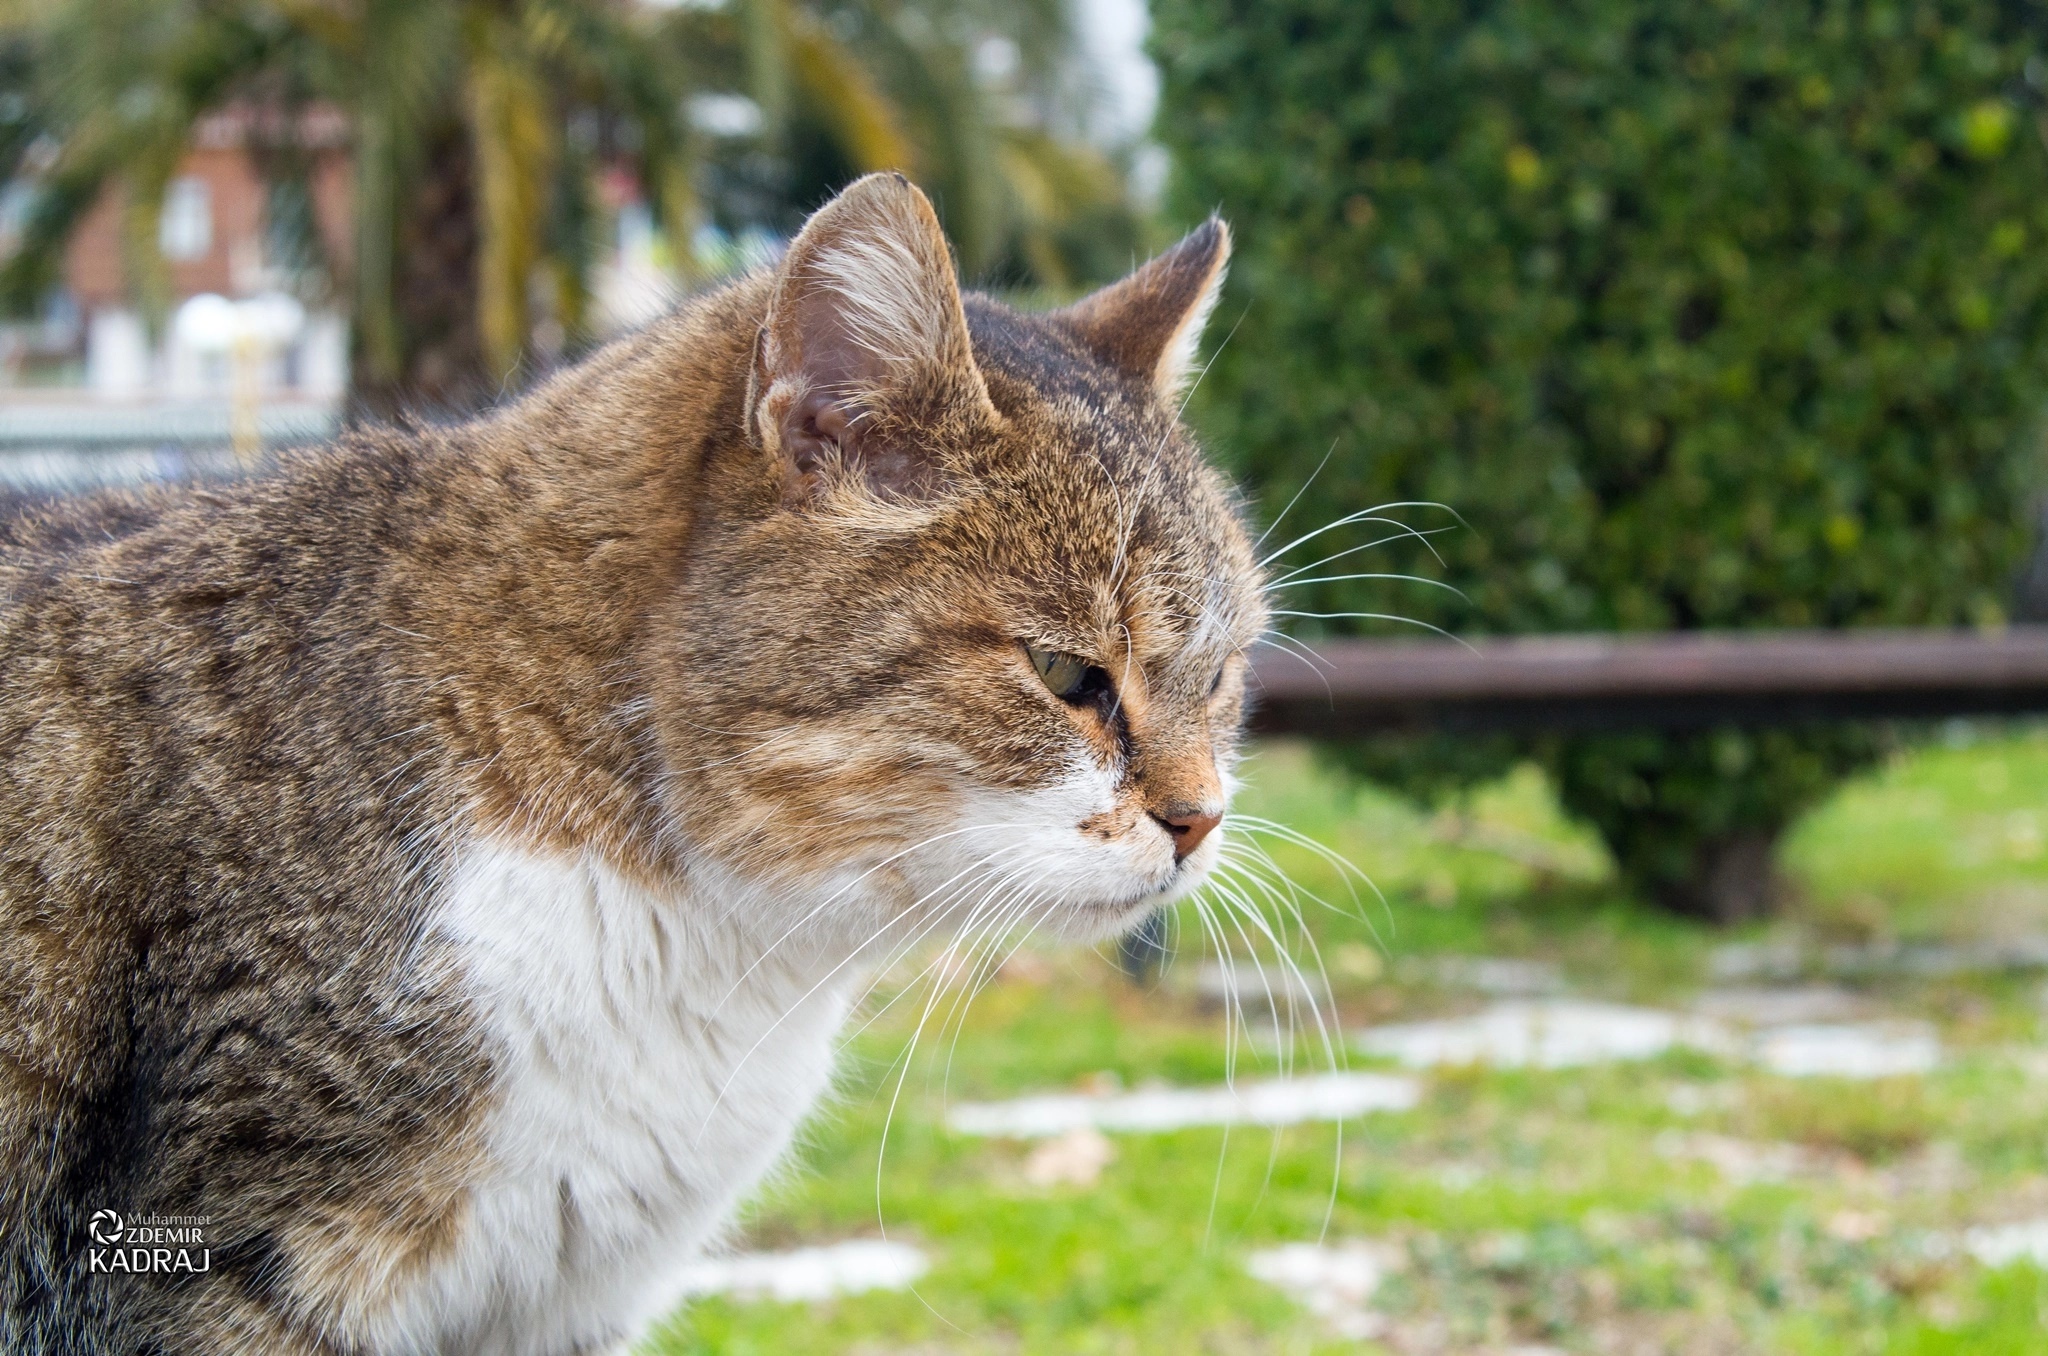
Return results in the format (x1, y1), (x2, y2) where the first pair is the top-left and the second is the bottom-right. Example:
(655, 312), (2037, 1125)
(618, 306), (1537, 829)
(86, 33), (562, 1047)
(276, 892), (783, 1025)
(1025, 645), (1091, 699)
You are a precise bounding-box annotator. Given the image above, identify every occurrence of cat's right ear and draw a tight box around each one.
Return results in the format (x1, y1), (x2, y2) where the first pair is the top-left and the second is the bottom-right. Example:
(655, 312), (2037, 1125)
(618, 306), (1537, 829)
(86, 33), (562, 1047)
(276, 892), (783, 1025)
(1054, 218), (1231, 404)
(751, 173), (995, 508)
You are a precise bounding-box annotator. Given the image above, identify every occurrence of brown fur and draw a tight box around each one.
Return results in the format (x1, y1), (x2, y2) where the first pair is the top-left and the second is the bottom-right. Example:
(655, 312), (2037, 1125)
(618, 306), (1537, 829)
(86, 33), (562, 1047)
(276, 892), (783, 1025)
(0, 174), (1263, 1353)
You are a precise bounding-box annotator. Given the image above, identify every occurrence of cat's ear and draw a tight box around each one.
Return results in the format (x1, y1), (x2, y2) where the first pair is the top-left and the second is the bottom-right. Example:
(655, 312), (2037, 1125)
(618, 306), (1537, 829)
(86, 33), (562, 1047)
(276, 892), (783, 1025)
(753, 172), (993, 506)
(1055, 218), (1231, 402)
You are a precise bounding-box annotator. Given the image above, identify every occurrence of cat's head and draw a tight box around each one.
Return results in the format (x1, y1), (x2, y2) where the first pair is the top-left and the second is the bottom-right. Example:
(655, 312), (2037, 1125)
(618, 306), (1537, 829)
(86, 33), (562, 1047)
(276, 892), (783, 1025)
(658, 174), (1264, 946)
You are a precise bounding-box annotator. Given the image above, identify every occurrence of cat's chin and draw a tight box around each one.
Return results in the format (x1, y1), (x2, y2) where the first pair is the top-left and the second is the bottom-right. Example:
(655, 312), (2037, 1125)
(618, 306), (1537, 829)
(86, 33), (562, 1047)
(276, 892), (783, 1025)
(1042, 847), (1220, 944)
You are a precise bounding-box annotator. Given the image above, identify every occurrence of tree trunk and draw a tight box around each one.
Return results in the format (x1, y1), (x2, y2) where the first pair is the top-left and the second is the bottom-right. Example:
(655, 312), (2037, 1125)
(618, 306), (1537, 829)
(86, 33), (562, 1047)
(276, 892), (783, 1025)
(352, 124), (492, 420)
(1651, 828), (1782, 925)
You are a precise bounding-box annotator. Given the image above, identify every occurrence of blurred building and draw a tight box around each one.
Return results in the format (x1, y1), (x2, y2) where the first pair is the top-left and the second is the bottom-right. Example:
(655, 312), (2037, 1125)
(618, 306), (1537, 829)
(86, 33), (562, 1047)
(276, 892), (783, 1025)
(0, 105), (353, 489)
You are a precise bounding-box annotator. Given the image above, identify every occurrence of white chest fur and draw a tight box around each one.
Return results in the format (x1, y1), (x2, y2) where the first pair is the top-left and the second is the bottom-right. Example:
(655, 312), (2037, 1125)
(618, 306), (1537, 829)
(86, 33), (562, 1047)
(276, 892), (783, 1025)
(390, 843), (858, 1356)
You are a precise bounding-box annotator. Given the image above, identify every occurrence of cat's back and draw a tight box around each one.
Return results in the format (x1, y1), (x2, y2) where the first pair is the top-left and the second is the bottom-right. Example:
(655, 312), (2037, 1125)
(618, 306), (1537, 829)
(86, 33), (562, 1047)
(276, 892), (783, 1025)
(0, 431), (471, 1021)
(0, 444), (442, 862)
(0, 440), (493, 1354)
(0, 479), (173, 565)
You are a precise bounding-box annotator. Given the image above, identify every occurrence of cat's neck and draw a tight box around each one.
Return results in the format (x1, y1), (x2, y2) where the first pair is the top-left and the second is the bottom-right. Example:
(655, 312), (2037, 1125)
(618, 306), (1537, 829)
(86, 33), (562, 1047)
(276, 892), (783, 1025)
(391, 278), (775, 883)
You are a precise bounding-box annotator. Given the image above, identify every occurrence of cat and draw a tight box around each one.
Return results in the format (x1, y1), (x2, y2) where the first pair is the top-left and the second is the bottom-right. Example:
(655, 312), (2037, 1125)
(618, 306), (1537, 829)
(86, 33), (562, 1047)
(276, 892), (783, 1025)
(0, 172), (1265, 1355)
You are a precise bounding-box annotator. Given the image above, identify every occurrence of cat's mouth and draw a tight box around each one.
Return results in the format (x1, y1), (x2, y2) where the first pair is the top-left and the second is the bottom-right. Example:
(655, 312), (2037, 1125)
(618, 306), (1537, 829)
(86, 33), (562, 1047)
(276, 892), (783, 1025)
(1083, 834), (1219, 917)
(914, 776), (1225, 938)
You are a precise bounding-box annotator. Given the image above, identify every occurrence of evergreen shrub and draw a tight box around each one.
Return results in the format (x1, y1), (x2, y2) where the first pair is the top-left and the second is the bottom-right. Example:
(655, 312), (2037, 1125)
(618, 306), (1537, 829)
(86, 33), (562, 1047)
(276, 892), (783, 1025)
(1154, 0), (2048, 917)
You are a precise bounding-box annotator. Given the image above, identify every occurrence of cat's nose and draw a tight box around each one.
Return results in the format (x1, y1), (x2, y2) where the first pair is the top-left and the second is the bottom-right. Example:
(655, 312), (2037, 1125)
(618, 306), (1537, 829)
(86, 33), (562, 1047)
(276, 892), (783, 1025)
(1151, 805), (1222, 860)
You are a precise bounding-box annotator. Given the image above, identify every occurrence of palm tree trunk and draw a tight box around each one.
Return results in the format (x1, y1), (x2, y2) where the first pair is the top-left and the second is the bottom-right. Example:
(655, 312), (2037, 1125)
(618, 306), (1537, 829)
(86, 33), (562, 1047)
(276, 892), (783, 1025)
(353, 123), (489, 418)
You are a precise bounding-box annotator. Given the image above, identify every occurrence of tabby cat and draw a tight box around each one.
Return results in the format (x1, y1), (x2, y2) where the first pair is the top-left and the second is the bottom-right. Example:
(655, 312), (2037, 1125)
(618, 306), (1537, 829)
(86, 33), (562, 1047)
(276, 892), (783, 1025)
(0, 173), (1264, 1354)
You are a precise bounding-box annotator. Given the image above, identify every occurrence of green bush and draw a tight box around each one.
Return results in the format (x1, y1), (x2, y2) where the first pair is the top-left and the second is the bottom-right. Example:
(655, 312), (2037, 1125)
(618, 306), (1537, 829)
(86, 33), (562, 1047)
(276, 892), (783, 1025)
(1154, 0), (2048, 918)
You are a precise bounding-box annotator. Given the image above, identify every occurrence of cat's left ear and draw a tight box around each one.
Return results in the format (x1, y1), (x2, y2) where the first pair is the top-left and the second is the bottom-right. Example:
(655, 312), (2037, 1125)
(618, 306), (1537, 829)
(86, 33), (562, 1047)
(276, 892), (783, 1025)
(1054, 217), (1231, 402)
(753, 173), (995, 506)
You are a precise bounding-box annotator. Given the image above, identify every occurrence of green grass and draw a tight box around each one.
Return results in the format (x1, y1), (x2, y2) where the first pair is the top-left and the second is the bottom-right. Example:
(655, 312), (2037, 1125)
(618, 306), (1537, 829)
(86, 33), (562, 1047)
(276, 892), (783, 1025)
(640, 729), (2048, 1355)
(1785, 725), (2048, 942)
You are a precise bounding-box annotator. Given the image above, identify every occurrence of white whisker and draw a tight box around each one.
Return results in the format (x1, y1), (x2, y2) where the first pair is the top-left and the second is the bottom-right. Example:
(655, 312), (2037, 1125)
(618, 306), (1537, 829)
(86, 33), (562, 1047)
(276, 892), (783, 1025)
(1262, 523), (1461, 589)
(1253, 438), (1341, 551)
(1267, 610), (1478, 650)
(1263, 571), (1465, 597)
(1257, 501), (1461, 572)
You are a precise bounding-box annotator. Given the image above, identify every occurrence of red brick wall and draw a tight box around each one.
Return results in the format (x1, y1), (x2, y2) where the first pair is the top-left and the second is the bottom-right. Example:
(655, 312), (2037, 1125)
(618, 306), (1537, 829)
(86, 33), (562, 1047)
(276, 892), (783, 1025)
(63, 139), (352, 310)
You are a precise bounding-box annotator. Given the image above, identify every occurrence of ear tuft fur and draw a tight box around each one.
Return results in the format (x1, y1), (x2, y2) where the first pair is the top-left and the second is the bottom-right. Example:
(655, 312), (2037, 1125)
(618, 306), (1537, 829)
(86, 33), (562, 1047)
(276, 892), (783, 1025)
(755, 174), (991, 506)
(791, 175), (964, 372)
(1056, 218), (1231, 402)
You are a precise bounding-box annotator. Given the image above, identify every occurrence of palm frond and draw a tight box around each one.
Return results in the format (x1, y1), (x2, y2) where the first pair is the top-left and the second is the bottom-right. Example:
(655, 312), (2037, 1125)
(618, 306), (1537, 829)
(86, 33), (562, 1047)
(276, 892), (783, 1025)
(0, 0), (1135, 391)
(529, 0), (697, 271)
(465, 3), (556, 381)
(786, 15), (916, 176)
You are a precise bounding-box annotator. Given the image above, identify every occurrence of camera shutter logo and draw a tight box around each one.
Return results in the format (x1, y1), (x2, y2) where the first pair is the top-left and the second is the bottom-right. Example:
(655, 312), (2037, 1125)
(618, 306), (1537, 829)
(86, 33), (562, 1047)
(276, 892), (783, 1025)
(84, 1209), (211, 1273)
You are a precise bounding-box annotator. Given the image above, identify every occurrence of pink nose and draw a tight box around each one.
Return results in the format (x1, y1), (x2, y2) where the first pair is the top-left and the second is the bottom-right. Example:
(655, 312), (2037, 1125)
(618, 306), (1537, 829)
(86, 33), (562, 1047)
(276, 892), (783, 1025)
(1153, 806), (1222, 860)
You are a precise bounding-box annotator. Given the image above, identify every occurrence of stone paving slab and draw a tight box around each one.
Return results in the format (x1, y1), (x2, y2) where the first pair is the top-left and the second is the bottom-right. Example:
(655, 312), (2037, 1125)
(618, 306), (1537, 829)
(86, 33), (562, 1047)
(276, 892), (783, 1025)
(670, 1240), (929, 1303)
(1356, 999), (1943, 1077)
(947, 1071), (1422, 1138)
